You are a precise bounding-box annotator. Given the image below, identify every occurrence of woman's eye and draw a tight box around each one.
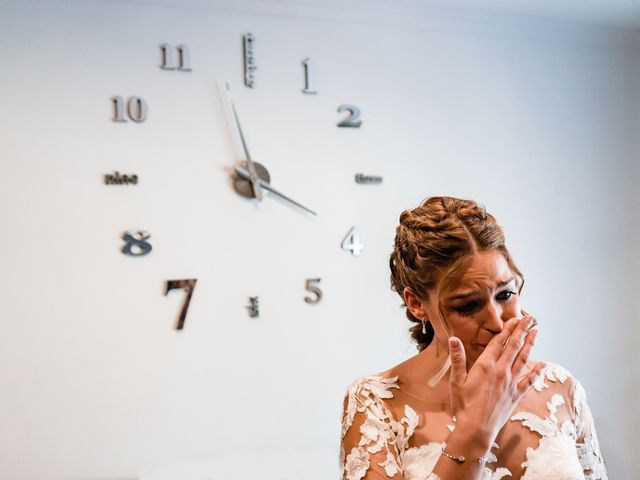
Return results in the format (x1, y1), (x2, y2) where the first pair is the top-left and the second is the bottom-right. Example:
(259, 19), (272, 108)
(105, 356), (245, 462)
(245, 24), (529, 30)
(497, 290), (517, 301)
(454, 302), (477, 314)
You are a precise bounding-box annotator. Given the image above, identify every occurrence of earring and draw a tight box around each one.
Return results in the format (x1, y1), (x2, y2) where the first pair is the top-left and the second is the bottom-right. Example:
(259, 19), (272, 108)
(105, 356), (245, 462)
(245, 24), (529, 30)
(421, 318), (427, 334)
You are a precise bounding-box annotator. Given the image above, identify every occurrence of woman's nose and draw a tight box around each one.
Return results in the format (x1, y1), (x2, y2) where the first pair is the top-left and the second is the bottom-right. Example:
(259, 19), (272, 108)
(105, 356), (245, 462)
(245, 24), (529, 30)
(481, 302), (504, 333)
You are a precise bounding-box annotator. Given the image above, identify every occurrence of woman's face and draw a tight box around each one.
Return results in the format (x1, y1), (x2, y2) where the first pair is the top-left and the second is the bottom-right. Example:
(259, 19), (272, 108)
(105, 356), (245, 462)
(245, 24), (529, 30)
(424, 250), (522, 364)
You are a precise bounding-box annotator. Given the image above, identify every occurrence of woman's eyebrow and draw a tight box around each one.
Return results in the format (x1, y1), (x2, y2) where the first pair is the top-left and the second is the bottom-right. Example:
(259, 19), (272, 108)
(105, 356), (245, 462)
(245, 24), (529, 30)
(446, 277), (515, 301)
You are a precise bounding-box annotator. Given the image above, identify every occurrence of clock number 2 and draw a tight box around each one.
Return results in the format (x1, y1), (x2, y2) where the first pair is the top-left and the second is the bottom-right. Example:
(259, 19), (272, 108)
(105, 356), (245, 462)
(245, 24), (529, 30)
(304, 278), (322, 304)
(164, 279), (197, 330)
(337, 104), (362, 128)
(342, 227), (364, 256)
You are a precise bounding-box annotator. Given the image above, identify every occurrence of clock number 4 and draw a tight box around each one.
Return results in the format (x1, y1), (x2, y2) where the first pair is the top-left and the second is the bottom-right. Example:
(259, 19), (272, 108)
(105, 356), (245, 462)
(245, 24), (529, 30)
(337, 104), (362, 128)
(164, 279), (197, 330)
(112, 96), (148, 123)
(304, 278), (322, 304)
(342, 227), (364, 256)
(160, 43), (192, 71)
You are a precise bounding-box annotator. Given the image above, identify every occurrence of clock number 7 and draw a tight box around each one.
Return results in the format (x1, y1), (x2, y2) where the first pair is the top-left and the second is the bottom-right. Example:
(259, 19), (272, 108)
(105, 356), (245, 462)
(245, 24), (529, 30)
(164, 279), (197, 330)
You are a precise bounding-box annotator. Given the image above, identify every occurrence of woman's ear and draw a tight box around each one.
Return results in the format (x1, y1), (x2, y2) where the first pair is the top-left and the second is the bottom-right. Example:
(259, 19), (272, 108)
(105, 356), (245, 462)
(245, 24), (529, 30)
(403, 287), (427, 319)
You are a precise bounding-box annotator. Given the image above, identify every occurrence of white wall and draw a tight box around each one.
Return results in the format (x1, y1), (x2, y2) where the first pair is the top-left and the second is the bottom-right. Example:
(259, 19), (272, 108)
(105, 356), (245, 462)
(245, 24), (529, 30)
(0, 1), (637, 479)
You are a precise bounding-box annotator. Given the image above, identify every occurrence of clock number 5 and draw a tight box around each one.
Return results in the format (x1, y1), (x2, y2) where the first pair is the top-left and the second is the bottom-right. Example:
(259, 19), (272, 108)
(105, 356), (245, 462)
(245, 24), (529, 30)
(304, 278), (322, 304)
(164, 279), (197, 330)
(337, 104), (362, 128)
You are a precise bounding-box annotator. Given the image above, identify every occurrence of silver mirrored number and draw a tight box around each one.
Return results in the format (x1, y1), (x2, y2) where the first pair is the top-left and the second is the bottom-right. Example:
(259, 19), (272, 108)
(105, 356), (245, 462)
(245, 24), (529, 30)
(112, 96), (147, 123)
(243, 33), (256, 88)
(246, 296), (259, 318)
(342, 227), (364, 256)
(176, 45), (192, 71)
(304, 278), (322, 304)
(111, 96), (127, 122)
(164, 279), (197, 330)
(160, 44), (191, 71)
(301, 58), (317, 95)
(121, 230), (152, 256)
(160, 43), (176, 70)
(337, 105), (362, 128)
(127, 96), (148, 123)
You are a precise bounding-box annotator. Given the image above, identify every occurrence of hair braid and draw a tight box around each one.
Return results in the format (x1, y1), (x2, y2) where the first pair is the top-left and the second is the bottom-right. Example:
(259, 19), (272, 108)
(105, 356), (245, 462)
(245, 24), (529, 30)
(389, 196), (524, 351)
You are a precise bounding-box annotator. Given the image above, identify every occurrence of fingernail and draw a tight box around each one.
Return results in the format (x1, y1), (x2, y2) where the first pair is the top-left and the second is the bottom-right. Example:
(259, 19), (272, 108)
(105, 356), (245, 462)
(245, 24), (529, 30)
(448, 338), (458, 350)
(526, 317), (538, 331)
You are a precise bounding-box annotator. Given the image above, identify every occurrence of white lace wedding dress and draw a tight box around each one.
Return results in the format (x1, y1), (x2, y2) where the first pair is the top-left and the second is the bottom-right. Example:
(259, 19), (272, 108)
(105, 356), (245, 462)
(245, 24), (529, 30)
(339, 362), (607, 480)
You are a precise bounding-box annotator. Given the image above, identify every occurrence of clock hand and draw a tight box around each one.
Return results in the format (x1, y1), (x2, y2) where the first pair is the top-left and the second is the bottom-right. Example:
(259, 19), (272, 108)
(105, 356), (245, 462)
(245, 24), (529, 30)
(234, 166), (317, 216)
(224, 82), (263, 201)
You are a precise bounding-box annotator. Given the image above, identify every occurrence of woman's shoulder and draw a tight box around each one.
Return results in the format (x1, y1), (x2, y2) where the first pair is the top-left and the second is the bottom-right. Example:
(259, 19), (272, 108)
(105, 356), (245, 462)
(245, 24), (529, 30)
(529, 359), (577, 392)
(342, 371), (401, 403)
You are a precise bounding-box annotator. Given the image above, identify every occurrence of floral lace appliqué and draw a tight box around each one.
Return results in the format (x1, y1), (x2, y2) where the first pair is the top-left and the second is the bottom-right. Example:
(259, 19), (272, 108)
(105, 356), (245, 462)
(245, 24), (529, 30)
(341, 375), (419, 480)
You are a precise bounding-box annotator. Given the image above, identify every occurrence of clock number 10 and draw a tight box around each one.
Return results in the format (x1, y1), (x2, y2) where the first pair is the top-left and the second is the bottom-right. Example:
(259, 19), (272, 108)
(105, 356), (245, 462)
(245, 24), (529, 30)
(112, 96), (148, 123)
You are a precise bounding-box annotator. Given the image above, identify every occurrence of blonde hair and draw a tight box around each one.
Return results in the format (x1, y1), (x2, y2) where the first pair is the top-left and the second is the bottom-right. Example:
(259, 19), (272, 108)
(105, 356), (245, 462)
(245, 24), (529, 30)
(389, 196), (525, 352)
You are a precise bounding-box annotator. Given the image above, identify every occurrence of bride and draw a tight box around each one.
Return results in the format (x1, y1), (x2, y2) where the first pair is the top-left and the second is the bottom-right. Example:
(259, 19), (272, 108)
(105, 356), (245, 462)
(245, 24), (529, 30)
(339, 196), (607, 480)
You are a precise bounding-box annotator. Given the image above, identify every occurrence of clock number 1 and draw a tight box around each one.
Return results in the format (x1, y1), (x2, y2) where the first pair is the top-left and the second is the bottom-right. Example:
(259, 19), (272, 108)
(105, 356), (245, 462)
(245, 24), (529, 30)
(301, 58), (317, 95)
(337, 104), (362, 128)
(304, 278), (322, 304)
(164, 278), (197, 330)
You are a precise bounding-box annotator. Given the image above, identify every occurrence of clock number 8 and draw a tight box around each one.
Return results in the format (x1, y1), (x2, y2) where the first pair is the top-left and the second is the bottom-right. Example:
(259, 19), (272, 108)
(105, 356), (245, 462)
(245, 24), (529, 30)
(164, 279), (198, 330)
(121, 230), (152, 256)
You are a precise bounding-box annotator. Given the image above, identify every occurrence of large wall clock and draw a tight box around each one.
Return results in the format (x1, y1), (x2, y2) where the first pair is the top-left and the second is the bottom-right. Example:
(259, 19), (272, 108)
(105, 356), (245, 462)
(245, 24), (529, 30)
(0, 1), (628, 479)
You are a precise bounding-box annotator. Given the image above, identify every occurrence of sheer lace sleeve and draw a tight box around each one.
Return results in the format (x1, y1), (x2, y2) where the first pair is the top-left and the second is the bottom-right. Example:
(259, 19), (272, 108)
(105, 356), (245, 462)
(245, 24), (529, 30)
(339, 375), (419, 480)
(571, 378), (608, 480)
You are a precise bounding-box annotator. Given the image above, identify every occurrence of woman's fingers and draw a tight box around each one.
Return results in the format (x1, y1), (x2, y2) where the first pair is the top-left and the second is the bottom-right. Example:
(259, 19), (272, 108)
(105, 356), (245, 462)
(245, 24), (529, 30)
(498, 316), (536, 368)
(449, 337), (468, 386)
(483, 317), (520, 359)
(516, 361), (546, 394)
(511, 328), (538, 376)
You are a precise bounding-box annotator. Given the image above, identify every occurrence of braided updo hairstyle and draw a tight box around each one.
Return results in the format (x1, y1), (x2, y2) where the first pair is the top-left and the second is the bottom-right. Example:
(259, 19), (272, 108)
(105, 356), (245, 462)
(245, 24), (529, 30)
(389, 196), (525, 352)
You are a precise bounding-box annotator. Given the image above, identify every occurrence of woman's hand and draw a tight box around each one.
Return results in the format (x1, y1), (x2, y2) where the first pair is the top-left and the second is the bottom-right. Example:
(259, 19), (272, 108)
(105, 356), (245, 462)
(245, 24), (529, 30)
(448, 315), (544, 449)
